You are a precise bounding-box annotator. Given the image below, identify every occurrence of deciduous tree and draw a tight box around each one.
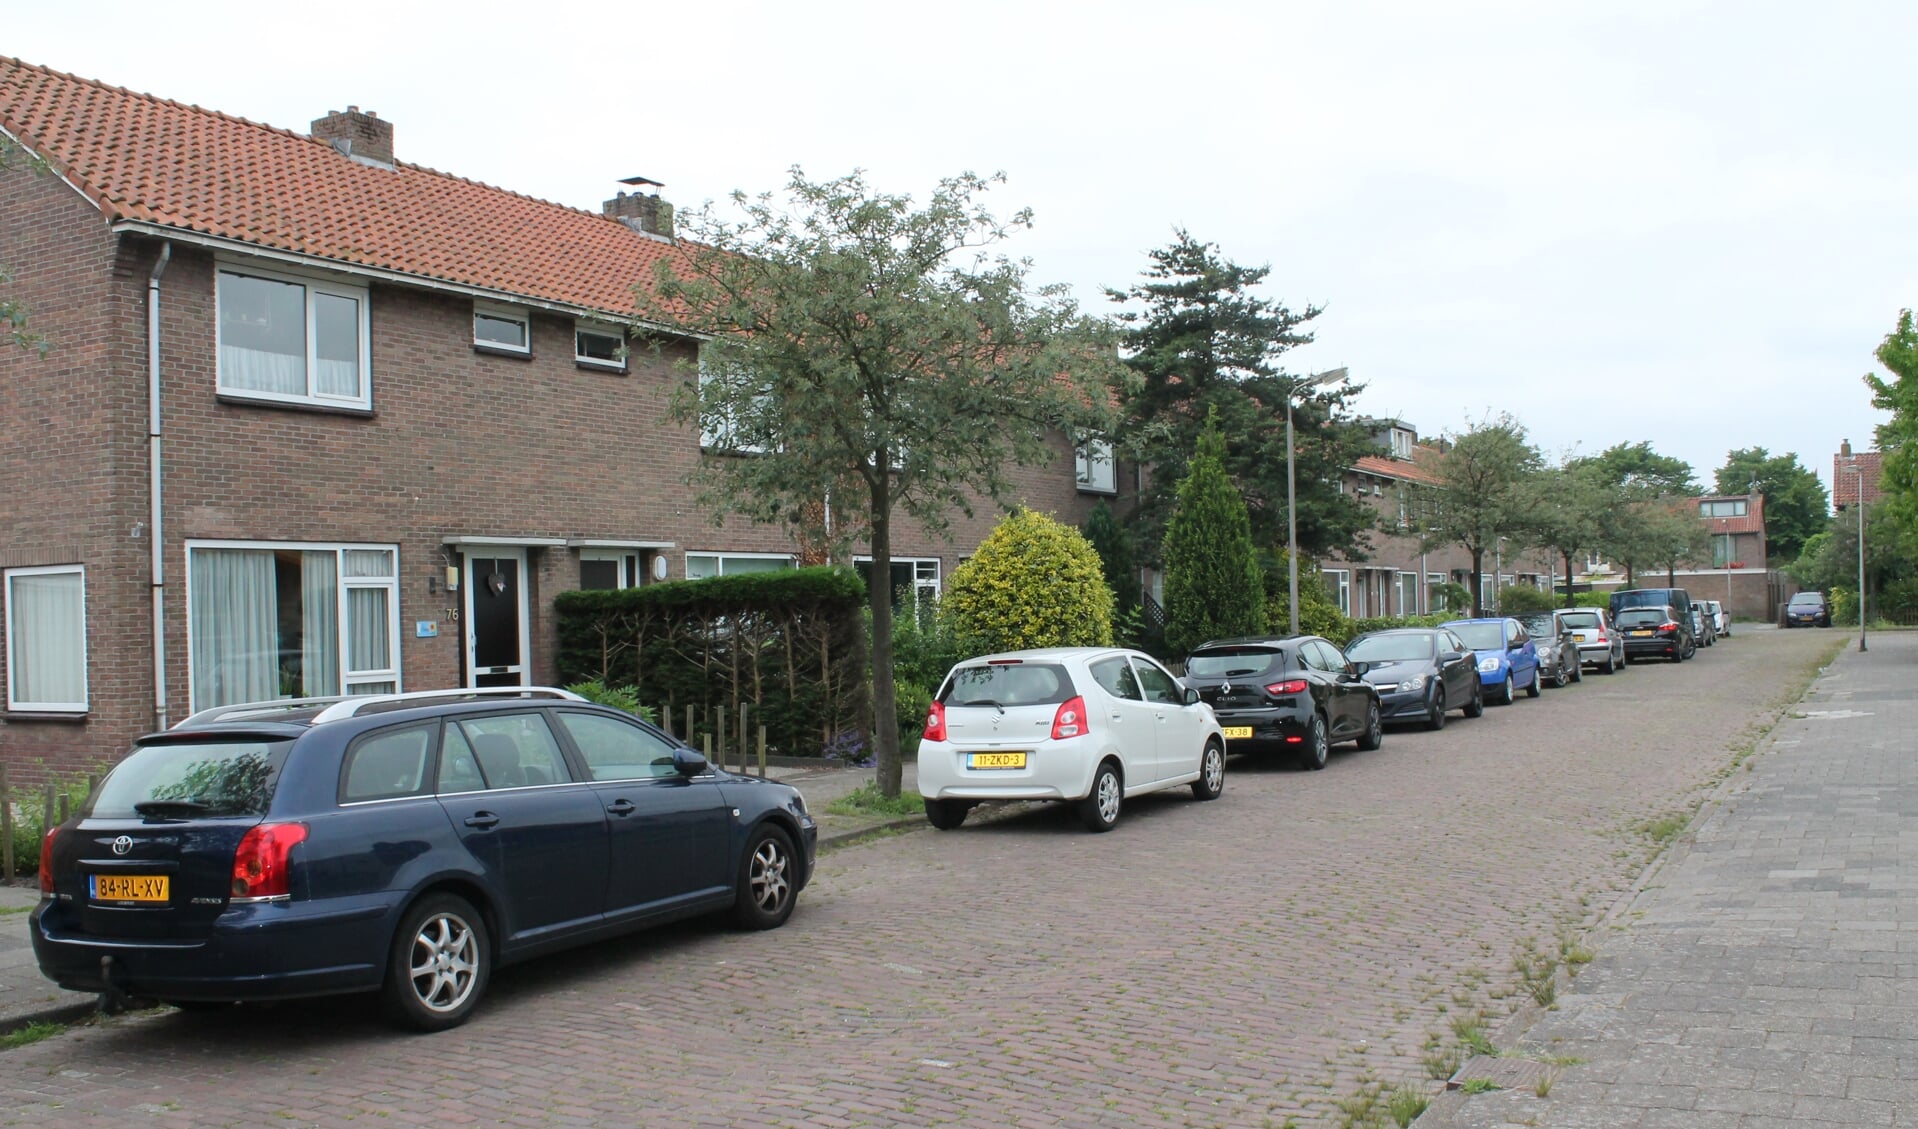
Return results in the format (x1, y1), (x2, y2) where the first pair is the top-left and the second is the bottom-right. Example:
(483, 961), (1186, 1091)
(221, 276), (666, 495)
(1713, 448), (1828, 565)
(647, 168), (1123, 797)
(1419, 415), (1543, 615)
(1867, 309), (1918, 554)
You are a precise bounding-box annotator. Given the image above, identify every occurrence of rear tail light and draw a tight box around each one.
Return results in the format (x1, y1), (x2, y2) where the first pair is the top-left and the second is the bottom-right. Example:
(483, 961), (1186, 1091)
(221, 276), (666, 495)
(39, 827), (58, 894)
(923, 701), (947, 743)
(230, 823), (308, 903)
(1656, 623), (1677, 634)
(1265, 679), (1309, 696)
(1051, 696), (1087, 740)
(1595, 631), (1608, 642)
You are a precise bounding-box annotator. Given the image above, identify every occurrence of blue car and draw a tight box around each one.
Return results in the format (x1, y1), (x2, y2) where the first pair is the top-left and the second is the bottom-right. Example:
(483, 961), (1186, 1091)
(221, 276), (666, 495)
(32, 687), (816, 1031)
(1440, 617), (1541, 705)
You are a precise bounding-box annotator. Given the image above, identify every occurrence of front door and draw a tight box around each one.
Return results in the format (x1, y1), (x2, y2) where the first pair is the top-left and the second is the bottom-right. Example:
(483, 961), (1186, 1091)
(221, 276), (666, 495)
(465, 551), (529, 688)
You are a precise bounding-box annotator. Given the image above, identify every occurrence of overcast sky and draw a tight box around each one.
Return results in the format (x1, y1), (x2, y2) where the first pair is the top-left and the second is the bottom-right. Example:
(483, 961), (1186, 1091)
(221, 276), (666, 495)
(11, 1), (1911, 501)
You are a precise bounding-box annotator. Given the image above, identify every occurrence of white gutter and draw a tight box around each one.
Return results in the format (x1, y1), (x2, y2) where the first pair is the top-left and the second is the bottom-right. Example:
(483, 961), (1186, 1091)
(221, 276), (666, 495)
(147, 241), (171, 730)
(108, 220), (700, 341)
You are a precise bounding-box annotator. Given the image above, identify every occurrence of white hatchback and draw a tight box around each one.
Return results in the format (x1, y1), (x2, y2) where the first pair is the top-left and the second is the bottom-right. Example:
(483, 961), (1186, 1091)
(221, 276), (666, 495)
(917, 647), (1227, 832)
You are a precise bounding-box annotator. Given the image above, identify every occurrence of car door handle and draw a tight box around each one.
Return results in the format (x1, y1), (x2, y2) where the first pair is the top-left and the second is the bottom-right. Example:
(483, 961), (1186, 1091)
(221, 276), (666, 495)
(606, 799), (636, 817)
(463, 812), (500, 830)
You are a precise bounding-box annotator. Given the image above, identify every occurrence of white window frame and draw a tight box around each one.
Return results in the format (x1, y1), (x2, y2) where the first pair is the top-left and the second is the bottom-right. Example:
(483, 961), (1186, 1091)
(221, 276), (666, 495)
(1426, 572), (1446, 613)
(854, 556), (942, 606)
(1700, 500), (1749, 518)
(185, 540), (402, 712)
(473, 303), (531, 354)
(4, 564), (88, 712)
(1075, 437), (1117, 495)
(1711, 533), (1737, 568)
(216, 263), (373, 410)
(1321, 568), (1351, 615)
(697, 347), (773, 455)
(684, 551), (795, 579)
(1390, 429), (1414, 459)
(1396, 571), (1420, 616)
(578, 548), (638, 589)
(574, 322), (626, 371)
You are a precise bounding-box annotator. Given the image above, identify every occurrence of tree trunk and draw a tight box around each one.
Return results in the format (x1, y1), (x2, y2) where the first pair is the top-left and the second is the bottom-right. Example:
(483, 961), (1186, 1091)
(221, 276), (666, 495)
(1562, 550), (1575, 608)
(1469, 546), (1487, 616)
(869, 478), (903, 798)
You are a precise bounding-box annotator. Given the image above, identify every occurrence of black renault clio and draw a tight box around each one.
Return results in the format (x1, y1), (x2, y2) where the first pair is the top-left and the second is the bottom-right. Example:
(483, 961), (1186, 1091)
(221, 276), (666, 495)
(1184, 636), (1382, 770)
(32, 688), (815, 1031)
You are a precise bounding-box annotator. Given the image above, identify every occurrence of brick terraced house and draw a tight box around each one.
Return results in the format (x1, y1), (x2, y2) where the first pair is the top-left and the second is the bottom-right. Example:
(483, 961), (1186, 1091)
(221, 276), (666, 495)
(0, 57), (1127, 780)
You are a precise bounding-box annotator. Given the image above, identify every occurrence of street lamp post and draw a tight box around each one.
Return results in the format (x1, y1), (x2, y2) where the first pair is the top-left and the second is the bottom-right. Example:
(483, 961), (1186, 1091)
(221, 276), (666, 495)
(1287, 367), (1347, 634)
(1845, 462), (1867, 653)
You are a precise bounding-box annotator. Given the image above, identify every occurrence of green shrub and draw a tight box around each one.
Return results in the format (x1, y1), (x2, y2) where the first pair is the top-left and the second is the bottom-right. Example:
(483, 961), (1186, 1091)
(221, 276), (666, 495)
(1832, 586), (1859, 626)
(564, 679), (659, 723)
(1163, 425), (1265, 653)
(1429, 581), (1474, 614)
(1259, 549), (1350, 643)
(946, 508), (1115, 653)
(6, 774), (96, 877)
(1494, 584), (1556, 614)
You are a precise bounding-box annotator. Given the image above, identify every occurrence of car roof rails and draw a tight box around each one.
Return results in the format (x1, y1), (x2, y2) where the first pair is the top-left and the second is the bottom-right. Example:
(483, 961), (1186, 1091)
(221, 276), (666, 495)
(308, 686), (587, 725)
(172, 695), (352, 730)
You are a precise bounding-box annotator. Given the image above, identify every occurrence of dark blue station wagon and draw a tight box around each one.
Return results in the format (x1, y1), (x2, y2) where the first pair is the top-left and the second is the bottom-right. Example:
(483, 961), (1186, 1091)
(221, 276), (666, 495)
(32, 688), (816, 1030)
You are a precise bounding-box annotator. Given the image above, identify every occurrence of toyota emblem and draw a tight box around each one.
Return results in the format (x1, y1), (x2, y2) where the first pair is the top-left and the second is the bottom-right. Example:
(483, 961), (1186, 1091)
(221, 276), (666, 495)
(111, 835), (133, 856)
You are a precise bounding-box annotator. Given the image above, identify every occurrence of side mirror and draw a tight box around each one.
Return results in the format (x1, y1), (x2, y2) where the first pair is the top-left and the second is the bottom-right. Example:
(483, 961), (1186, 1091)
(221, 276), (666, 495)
(1440, 651), (1464, 664)
(1183, 686), (1201, 706)
(673, 747), (709, 777)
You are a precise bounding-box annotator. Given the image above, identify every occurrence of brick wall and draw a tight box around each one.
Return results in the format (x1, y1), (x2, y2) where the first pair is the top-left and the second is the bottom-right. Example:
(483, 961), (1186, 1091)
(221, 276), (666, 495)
(0, 160), (150, 787)
(5, 229), (1123, 777)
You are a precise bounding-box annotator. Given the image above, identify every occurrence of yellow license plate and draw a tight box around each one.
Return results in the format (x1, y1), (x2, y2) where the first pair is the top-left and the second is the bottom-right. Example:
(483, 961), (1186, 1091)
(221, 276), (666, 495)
(1629, 630), (1653, 637)
(92, 874), (169, 903)
(967, 752), (1027, 770)
(1221, 726), (1254, 739)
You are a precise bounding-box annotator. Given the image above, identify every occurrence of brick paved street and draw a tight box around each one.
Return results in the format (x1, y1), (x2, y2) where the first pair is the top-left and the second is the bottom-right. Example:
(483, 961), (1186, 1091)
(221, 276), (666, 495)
(0, 627), (1842, 1128)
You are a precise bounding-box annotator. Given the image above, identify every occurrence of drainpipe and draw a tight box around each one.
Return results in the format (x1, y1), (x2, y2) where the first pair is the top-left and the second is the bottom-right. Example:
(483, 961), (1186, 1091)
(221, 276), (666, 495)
(148, 242), (171, 730)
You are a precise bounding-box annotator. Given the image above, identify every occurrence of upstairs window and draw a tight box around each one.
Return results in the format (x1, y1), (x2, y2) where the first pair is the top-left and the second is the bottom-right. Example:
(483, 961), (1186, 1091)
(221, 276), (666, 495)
(217, 267), (371, 409)
(1700, 500), (1748, 518)
(697, 348), (773, 454)
(474, 305), (530, 354)
(1389, 428), (1413, 459)
(1075, 438), (1116, 494)
(575, 324), (626, 370)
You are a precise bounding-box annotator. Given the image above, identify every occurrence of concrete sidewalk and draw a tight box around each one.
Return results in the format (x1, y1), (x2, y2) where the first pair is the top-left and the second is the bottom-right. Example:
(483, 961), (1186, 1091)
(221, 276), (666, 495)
(0, 760), (923, 1035)
(1426, 631), (1918, 1128)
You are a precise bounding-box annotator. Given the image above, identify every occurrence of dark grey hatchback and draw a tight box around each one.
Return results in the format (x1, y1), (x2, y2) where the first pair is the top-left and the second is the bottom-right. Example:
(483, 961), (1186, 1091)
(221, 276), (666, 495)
(32, 688), (816, 1031)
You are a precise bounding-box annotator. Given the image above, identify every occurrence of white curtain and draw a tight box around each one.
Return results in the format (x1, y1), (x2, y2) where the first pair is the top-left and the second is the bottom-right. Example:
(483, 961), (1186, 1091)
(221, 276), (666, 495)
(347, 587), (390, 673)
(219, 345), (306, 396)
(190, 549), (278, 707)
(8, 571), (85, 707)
(302, 552), (338, 697)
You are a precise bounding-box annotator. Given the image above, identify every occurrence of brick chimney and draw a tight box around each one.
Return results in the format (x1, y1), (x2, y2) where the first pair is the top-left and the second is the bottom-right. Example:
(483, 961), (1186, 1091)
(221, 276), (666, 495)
(604, 186), (674, 239)
(311, 106), (394, 167)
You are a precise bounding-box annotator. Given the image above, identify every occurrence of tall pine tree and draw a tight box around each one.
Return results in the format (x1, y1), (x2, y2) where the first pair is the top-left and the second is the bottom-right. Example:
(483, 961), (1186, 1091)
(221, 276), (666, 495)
(1108, 230), (1370, 564)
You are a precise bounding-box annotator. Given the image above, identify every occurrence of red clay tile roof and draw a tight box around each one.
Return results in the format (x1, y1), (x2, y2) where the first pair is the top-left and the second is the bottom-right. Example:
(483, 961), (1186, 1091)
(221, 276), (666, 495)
(1693, 494), (1765, 535)
(1832, 451), (1884, 508)
(1354, 443), (1443, 486)
(0, 56), (687, 320)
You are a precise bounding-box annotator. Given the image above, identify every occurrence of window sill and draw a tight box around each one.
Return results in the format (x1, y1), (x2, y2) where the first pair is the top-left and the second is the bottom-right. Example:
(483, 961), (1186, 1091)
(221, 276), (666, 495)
(3, 710), (89, 723)
(1076, 485), (1119, 497)
(474, 343), (534, 361)
(216, 393), (376, 419)
(575, 359), (629, 375)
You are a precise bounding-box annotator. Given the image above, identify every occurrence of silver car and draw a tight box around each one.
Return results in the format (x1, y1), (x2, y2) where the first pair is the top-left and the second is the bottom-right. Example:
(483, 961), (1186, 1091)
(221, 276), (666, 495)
(1704, 599), (1731, 637)
(1553, 607), (1626, 675)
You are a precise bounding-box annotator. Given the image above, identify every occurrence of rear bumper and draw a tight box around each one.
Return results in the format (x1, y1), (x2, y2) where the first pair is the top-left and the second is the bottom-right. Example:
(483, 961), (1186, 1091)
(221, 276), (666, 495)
(1213, 705), (1315, 753)
(917, 741), (1097, 802)
(1574, 643), (1616, 665)
(31, 894), (395, 1002)
(1622, 637), (1681, 658)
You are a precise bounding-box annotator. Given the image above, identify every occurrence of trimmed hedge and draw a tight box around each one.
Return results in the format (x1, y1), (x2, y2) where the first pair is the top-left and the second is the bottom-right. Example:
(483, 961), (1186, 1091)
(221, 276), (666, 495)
(554, 566), (869, 759)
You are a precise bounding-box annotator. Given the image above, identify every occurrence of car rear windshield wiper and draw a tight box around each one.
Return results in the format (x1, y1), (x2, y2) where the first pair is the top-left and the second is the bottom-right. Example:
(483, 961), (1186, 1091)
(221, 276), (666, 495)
(953, 698), (1006, 713)
(133, 799), (211, 818)
(1222, 667), (1261, 676)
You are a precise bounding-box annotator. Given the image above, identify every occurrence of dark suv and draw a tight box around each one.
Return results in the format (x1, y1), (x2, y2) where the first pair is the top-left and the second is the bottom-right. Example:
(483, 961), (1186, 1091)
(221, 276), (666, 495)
(32, 687), (816, 1030)
(1184, 636), (1382, 770)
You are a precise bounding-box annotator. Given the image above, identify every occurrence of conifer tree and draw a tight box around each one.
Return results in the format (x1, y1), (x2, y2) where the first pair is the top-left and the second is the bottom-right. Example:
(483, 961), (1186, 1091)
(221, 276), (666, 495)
(1163, 423), (1265, 654)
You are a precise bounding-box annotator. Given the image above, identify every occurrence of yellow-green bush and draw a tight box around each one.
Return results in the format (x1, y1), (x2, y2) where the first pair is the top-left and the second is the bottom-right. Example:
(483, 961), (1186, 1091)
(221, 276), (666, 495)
(946, 508), (1114, 652)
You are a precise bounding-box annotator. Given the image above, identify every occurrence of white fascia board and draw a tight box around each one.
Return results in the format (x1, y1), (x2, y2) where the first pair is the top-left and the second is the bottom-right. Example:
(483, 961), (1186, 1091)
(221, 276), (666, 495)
(566, 539), (676, 549)
(441, 535), (569, 547)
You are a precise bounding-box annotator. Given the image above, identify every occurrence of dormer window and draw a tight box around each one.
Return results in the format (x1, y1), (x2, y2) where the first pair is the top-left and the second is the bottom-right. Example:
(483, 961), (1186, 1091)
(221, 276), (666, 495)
(474, 304), (530, 354)
(1075, 438), (1116, 494)
(1389, 428), (1413, 459)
